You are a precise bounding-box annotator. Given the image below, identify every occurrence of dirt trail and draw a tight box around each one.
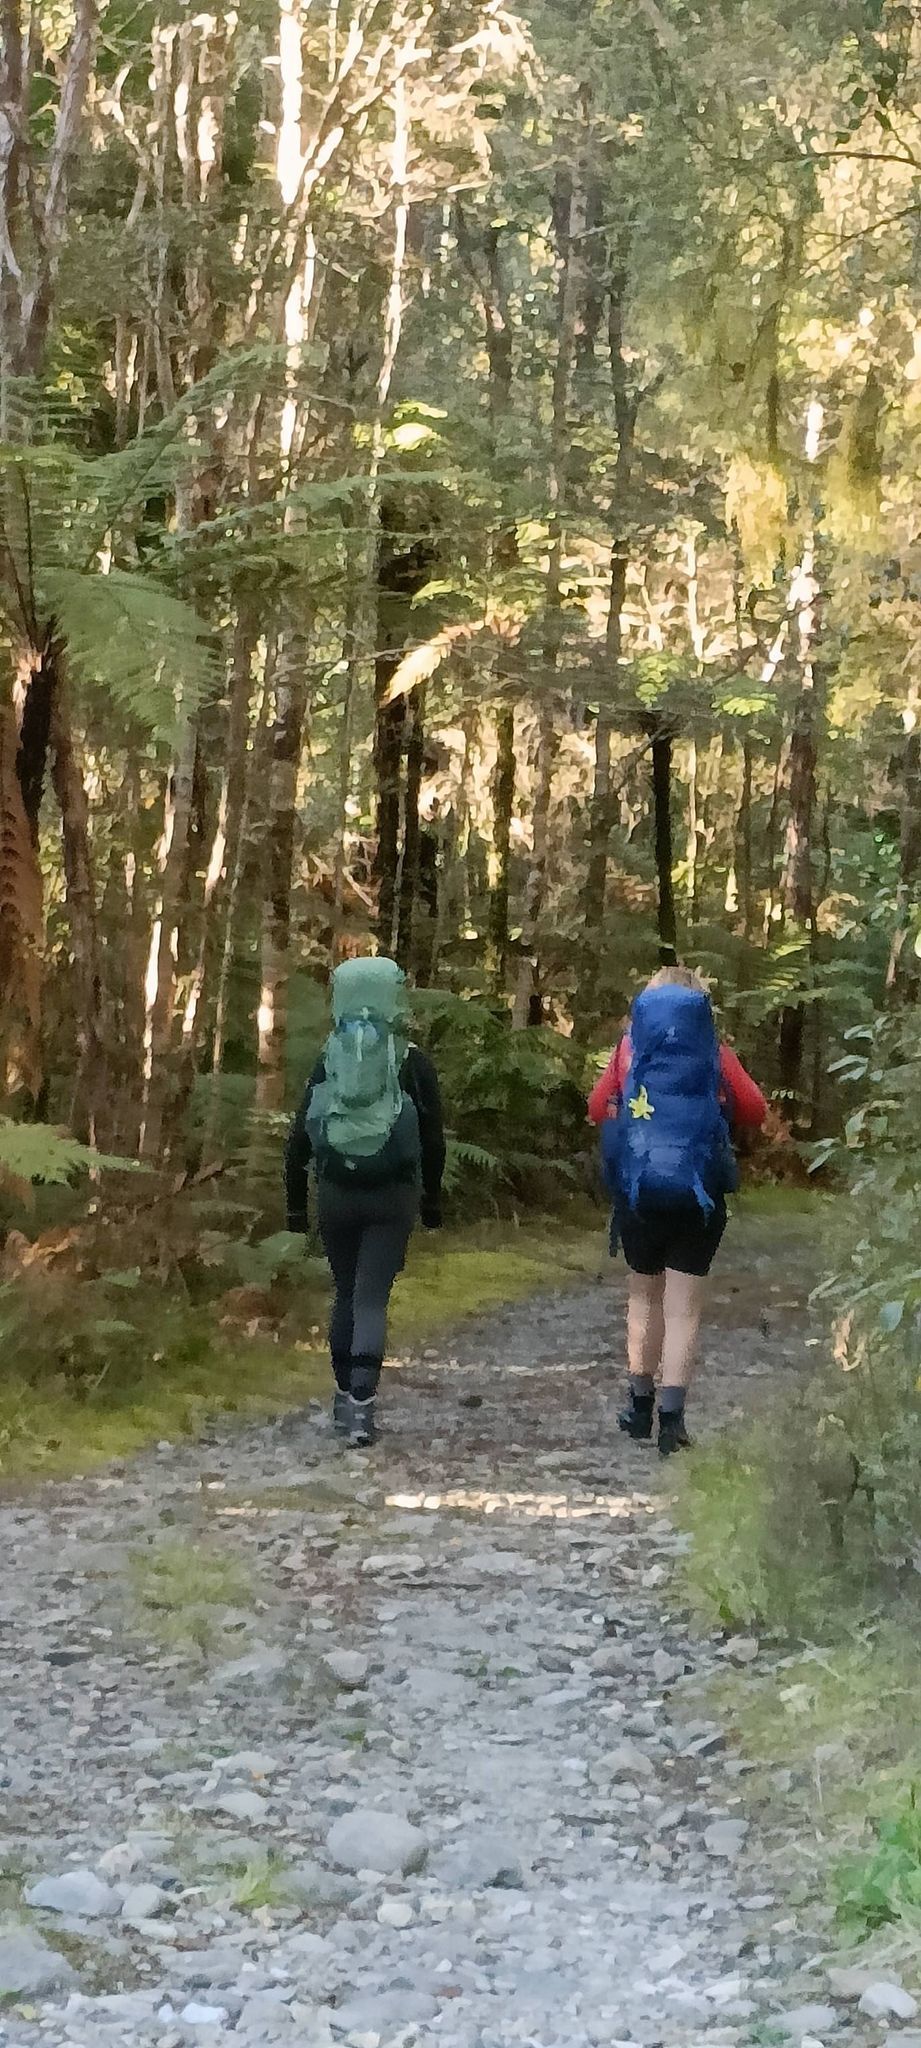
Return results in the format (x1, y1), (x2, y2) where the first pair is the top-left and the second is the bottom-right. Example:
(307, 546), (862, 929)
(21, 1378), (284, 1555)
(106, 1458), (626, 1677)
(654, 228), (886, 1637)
(0, 1212), (840, 2048)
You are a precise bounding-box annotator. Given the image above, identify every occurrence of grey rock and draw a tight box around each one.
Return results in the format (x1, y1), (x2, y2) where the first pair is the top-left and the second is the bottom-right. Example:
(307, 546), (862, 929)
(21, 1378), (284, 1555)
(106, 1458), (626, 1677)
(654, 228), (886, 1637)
(210, 1789), (269, 1825)
(171, 1949), (253, 1989)
(25, 1867), (121, 1917)
(605, 1740), (655, 1781)
(703, 1818), (750, 1859)
(213, 1647), (287, 1688)
(328, 1990), (439, 2033)
(326, 1808), (428, 1876)
(776, 2005), (839, 2037)
(0, 1929), (78, 1996)
(859, 1984), (919, 2022)
(435, 1832), (528, 1891)
(218, 1751), (281, 1778)
(122, 1882), (170, 1921)
(286, 1859), (360, 1909)
(323, 1650), (369, 1690)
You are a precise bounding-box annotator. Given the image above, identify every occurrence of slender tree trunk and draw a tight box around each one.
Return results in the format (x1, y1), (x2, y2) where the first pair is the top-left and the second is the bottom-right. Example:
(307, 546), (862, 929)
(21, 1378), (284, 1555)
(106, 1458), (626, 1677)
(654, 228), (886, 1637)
(489, 705), (515, 989)
(139, 710), (198, 1158)
(396, 683), (425, 970)
(886, 726), (921, 999)
(651, 722), (677, 961)
(255, 638), (309, 1113)
(585, 254), (638, 943)
(512, 166), (585, 1028)
(181, 604), (258, 1058)
(203, 634), (275, 1157)
(585, 546), (629, 933)
(737, 735), (754, 937)
(373, 525), (431, 952)
(49, 663), (105, 1141)
(686, 736), (699, 924)
(778, 409), (823, 1125)
(0, 690), (43, 1101)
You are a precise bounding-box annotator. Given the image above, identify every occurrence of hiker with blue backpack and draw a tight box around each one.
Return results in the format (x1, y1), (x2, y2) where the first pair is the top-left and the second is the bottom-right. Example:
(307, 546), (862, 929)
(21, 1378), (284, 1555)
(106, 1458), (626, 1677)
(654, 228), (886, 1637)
(589, 966), (766, 1456)
(285, 956), (445, 1448)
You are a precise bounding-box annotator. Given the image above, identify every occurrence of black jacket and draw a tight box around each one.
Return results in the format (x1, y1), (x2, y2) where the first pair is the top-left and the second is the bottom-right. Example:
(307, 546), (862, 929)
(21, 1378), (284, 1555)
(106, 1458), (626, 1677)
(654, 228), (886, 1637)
(284, 1044), (446, 1230)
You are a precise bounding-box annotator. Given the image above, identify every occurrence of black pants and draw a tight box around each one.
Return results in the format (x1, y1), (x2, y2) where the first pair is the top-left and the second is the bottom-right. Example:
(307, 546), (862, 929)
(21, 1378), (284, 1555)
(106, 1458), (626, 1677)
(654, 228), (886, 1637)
(614, 1194), (727, 1277)
(317, 1179), (419, 1398)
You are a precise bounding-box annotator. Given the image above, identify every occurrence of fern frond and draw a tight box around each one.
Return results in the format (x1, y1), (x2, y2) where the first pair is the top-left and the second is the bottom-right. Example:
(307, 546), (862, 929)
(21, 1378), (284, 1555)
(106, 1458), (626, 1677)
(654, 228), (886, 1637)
(41, 567), (218, 735)
(0, 1119), (143, 1202)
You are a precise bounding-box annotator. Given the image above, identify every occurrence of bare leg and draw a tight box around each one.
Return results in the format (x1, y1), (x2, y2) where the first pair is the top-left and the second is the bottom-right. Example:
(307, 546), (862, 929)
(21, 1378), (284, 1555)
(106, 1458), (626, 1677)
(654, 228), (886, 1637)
(660, 1269), (705, 1392)
(627, 1271), (666, 1390)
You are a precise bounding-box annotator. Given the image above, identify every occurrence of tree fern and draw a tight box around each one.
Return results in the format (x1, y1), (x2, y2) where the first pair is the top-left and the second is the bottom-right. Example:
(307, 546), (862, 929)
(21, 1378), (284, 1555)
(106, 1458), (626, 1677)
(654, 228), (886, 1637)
(0, 1118), (143, 1191)
(41, 566), (217, 736)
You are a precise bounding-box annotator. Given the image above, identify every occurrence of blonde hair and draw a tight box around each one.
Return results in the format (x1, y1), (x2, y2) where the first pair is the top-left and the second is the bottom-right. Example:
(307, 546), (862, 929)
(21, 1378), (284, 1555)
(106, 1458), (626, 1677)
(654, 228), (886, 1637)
(646, 964), (706, 993)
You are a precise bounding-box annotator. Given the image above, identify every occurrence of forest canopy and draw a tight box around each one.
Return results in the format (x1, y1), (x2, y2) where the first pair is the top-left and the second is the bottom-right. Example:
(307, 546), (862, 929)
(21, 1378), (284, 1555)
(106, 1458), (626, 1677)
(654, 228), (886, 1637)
(2, 0), (921, 1171)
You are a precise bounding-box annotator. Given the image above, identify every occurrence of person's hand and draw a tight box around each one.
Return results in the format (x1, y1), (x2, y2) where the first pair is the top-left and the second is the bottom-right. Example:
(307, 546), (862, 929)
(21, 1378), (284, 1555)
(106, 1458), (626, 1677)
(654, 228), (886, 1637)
(420, 1199), (442, 1232)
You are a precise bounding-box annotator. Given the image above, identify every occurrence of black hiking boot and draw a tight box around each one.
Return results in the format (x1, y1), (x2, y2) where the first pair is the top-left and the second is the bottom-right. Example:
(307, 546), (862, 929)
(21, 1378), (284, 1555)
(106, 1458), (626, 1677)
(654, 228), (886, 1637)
(333, 1390), (351, 1434)
(658, 1408), (692, 1457)
(349, 1397), (377, 1448)
(618, 1391), (655, 1441)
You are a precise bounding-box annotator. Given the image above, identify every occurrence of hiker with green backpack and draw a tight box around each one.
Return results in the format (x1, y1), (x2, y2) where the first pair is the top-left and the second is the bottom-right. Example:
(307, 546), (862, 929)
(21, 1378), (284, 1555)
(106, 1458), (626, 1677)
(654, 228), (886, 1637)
(285, 956), (445, 1447)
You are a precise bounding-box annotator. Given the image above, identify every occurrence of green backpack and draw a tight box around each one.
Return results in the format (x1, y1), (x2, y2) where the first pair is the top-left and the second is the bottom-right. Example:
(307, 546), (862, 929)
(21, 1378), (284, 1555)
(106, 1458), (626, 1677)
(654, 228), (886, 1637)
(307, 957), (421, 1187)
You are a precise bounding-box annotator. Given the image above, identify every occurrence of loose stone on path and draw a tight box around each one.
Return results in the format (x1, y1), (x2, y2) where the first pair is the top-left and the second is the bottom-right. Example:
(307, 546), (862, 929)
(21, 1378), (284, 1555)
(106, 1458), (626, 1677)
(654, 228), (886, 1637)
(0, 1233), (837, 2048)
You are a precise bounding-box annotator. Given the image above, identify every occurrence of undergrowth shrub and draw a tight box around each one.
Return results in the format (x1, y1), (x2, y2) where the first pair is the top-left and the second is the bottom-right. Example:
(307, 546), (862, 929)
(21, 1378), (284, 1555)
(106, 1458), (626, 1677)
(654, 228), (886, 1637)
(834, 1788), (921, 1937)
(411, 992), (592, 1210)
(680, 1009), (921, 1633)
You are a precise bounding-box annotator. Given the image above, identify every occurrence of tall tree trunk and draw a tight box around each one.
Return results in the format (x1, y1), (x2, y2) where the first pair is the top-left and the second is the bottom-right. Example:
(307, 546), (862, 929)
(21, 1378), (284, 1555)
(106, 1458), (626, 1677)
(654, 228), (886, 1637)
(255, 638), (309, 1113)
(685, 736), (699, 925)
(650, 721), (677, 962)
(886, 712), (921, 1000)
(139, 710), (198, 1159)
(0, 691), (43, 1102)
(49, 663), (105, 1141)
(585, 253), (638, 943)
(489, 705), (515, 989)
(373, 524), (431, 952)
(203, 632), (275, 1158)
(396, 683), (425, 969)
(778, 410), (823, 1125)
(181, 604), (258, 1060)
(512, 166), (585, 1028)
(737, 735), (754, 938)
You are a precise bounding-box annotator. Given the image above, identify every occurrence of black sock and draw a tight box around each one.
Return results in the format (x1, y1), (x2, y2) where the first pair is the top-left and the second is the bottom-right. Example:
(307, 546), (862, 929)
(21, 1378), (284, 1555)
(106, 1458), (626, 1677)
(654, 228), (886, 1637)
(658, 1386), (686, 1417)
(629, 1375), (655, 1402)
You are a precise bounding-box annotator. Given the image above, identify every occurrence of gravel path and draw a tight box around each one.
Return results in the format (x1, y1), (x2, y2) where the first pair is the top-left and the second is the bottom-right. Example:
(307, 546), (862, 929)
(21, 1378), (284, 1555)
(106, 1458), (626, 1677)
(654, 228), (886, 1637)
(0, 1214), (852, 2048)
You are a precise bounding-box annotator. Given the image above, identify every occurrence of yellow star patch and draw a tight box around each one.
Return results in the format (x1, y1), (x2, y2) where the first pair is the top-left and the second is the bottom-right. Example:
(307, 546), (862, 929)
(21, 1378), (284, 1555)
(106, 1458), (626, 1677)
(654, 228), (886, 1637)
(628, 1086), (655, 1121)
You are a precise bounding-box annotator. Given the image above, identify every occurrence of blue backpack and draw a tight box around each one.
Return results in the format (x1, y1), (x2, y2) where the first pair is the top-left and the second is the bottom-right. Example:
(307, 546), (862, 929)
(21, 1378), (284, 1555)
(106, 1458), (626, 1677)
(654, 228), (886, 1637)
(601, 984), (738, 1216)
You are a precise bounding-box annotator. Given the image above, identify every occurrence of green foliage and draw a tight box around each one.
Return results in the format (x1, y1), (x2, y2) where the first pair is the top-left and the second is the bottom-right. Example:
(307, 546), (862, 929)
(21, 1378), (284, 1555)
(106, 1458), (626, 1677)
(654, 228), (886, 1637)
(0, 1119), (142, 1188)
(834, 1789), (921, 1935)
(411, 992), (591, 1209)
(43, 566), (217, 736)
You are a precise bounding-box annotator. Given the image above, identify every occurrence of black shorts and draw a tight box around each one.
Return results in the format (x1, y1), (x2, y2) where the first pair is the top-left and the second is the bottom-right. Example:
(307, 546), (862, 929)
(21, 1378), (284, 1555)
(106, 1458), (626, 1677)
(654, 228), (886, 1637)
(614, 1196), (727, 1278)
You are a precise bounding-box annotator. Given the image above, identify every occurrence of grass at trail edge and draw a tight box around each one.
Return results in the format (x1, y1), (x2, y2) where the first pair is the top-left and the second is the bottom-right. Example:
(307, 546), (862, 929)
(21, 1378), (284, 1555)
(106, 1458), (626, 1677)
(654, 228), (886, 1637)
(0, 1218), (603, 1483)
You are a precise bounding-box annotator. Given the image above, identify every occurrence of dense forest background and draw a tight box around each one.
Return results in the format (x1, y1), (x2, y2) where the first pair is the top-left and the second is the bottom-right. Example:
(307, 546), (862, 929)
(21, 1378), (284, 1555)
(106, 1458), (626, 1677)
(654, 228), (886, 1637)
(4, 0), (921, 1198)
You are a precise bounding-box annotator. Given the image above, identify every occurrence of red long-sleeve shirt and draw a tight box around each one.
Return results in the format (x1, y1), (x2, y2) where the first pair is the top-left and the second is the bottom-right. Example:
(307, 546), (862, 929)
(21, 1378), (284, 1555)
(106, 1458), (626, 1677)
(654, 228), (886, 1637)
(587, 1038), (767, 1130)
